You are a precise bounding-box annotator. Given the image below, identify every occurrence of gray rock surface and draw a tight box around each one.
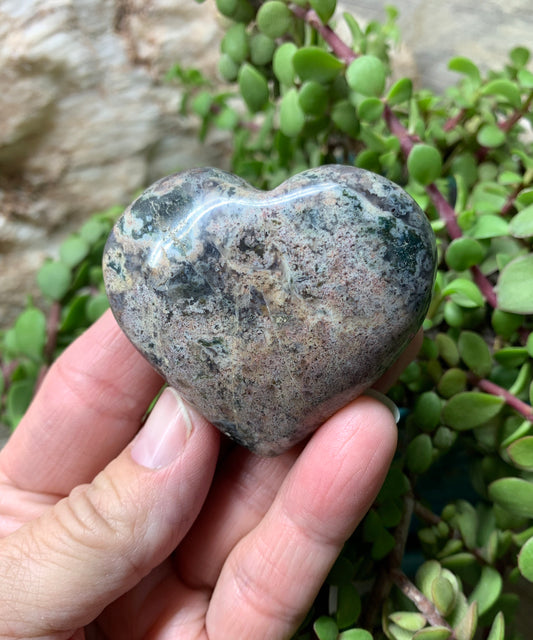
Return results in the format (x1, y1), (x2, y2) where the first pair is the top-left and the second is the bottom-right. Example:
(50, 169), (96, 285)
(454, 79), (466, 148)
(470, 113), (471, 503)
(344, 0), (533, 91)
(103, 166), (436, 455)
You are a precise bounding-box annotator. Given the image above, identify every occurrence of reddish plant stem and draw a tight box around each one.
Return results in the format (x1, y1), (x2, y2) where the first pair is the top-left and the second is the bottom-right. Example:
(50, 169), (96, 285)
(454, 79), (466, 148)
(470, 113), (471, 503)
(297, 6), (502, 309)
(0, 361), (18, 393)
(472, 265), (498, 308)
(392, 570), (455, 633)
(425, 183), (462, 240)
(44, 301), (61, 362)
(386, 108), (503, 309)
(383, 104), (417, 156)
(413, 501), (441, 526)
(501, 181), (524, 215)
(499, 90), (533, 133)
(443, 108), (467, 132)
(290, 6), (356, 63)
(469, 374), (533, 423)
(362, 492), (415, 631)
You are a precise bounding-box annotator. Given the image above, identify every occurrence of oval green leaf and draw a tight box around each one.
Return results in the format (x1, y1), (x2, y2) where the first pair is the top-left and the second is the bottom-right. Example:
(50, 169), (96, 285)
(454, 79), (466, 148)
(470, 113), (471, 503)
(256, 1), (293, 39)
(413, 628), (452, 640)
(310, 0), (336, 23)
(468, 566), (502, 615)
(293, 46), (344, 84)
(407, 144), (442, 186)
(298, 81), (329, 115)
(442, 392), (504, 430)
(438, 368), (467, 399)
(386, 77), (413, 105)
(346, 55), (386, 97)
(339, 629), (373, 640)
(413, 391), (442, 431)
(494, 346), (528, 368)
(442, 278), (484, 308)
(14, 307), (47, 361)
(458, 330), (492, 377)
(314, 615), (339, 640)
(518, 536), (533, 581)
(472, 214), (509, 239)
(280, 87), (305, 137)
(507, 436), (533, 470)
(215, 0), (239, 17)
(238, 63), (269, 112)
(221, 23), (249, 64)
(406, 434), (433, 474)
(218, 54), (239, 82)
(477, 124), (506, 148)
(448, 57), (482, 85)
(358, 96), (384, 122)
(445, 237), (485, 271)
(37, 261), (72, 301)
(416, 560), (441, 599)
(511, 46), (530, 68)
(250, 33), (275, 66)
(59, 235), (90, 269)
(509, 204), (533, 238)
(7, 379), (36, 428)
(336, 582), (361, 629)
(489, 477), (533, 518)
(432, 575), (457, 616)
(389, 612), (426, 632)
(86, 294), (110, 323)
(497, 253), (533, 313)
(481, 79), (522, 109)
(486, 612), (505, 640)
(273, 42), (297, 86)
(454, 601), (478, 640)
(518, 68), (533, 88)
(331, 99), (360, 138)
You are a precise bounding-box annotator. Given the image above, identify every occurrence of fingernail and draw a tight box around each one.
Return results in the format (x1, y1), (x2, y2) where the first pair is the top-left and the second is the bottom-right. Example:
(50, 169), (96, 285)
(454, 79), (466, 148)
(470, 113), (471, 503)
(363, 389), (401, 424)
(131, 387), (194, 469)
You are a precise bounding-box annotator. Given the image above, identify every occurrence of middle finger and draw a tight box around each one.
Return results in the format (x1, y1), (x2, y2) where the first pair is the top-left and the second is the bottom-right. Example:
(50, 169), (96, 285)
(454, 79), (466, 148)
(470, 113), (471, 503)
(175, 445), (298, 587)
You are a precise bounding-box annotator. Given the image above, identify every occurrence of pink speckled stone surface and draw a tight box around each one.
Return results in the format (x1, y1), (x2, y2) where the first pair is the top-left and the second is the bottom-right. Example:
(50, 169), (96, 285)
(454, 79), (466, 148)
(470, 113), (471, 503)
(103, 165), (436, 455)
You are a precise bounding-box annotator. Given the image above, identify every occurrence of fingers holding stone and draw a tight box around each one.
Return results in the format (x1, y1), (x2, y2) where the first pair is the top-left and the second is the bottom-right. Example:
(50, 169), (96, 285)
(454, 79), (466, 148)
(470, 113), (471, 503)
(0, 389), (219, 639)
(175, 445), (298, 588)
(205, 396), (397, 639)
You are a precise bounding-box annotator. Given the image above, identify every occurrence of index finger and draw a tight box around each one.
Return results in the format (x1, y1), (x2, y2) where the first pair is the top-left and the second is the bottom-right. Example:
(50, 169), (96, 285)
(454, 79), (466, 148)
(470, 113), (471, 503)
(0, 310), (163, 495)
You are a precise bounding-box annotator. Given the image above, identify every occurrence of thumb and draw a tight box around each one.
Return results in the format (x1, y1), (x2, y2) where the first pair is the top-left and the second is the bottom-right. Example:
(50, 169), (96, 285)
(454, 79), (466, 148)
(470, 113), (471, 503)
(0, 388), (220, 639)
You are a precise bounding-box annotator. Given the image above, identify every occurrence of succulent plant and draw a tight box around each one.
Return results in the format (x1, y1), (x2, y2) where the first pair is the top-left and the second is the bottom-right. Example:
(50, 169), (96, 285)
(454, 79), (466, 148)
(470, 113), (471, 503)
(2, 1), (533, 638)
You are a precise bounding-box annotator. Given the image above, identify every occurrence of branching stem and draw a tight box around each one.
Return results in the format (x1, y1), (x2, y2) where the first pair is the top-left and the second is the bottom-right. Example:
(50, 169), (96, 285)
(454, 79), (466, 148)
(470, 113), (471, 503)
(392, 570), (456, 634)
(290, 6), (357, 64)
(469, 374), (533, 423)
(362, 492), (415, 630)
(499, 90), (533, 133)
(296, 9), (501, 308)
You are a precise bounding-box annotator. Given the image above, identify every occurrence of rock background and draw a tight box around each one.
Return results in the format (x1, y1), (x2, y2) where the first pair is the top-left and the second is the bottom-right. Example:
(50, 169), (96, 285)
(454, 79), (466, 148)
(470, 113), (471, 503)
(1, 0), (532, 326)
(0, 0), (227, 326)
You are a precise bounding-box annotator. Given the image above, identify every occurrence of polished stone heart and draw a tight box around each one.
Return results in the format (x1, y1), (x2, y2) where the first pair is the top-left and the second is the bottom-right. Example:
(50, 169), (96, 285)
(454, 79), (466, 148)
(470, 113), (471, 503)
(103, 165), (436, 455)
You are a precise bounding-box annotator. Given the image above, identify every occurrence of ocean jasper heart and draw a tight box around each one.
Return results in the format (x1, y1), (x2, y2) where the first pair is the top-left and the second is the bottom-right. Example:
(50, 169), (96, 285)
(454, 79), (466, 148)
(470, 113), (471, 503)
(103, 165), (436, 456)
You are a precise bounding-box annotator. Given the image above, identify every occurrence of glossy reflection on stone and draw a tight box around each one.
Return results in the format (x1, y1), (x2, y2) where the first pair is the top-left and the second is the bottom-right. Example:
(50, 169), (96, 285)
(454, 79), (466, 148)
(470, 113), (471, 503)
(103, 165), (436, 456)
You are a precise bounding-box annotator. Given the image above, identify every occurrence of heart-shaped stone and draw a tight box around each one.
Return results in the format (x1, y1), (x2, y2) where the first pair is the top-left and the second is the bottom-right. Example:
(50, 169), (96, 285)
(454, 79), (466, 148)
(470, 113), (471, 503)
(103, 165), (436, 455)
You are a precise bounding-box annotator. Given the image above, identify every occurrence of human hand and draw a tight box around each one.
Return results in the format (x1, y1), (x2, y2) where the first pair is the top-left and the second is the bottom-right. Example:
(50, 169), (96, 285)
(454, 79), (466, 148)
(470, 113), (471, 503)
(0, 310), (420, 639)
